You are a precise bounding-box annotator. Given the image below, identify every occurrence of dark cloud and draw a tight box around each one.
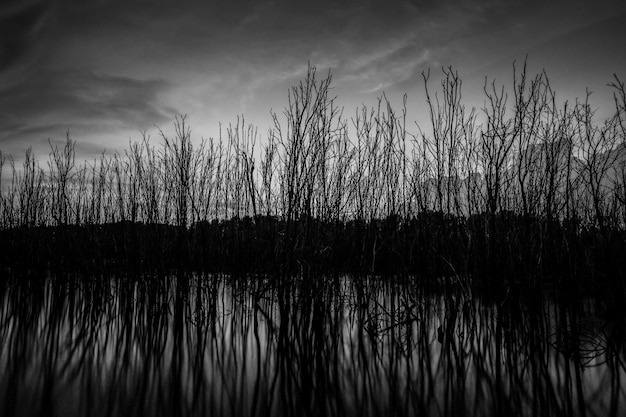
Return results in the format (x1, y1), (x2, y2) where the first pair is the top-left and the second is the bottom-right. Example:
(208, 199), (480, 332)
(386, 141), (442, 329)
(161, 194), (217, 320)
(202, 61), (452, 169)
(0, 0), (57, 89)
(0, 68), (175, 155)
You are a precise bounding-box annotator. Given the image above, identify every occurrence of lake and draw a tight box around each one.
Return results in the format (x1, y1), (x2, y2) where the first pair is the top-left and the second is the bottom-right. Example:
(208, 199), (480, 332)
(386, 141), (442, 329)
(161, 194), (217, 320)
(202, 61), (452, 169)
(0, 274), (623, 416)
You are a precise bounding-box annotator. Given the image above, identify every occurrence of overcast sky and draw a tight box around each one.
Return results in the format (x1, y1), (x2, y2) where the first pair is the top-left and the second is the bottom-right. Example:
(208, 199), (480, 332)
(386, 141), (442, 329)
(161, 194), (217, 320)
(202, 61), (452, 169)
(1, 0), (625, 160)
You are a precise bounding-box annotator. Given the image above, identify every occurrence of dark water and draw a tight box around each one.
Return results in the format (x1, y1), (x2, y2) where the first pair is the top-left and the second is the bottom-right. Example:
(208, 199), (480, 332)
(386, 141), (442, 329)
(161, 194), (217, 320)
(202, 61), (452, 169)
(0, 274), (624, 417)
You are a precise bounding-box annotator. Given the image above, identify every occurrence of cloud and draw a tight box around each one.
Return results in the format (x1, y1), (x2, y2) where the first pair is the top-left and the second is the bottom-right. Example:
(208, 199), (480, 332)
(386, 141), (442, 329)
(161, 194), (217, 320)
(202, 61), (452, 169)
(0, 68), (175, 156)
(0, 0), (57, 91)
(1, 0), (624, 162)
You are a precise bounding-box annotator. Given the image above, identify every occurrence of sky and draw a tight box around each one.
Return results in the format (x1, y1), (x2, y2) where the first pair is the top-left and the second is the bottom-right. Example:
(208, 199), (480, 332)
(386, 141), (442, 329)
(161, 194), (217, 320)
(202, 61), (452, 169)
(1, 0), (625, 162)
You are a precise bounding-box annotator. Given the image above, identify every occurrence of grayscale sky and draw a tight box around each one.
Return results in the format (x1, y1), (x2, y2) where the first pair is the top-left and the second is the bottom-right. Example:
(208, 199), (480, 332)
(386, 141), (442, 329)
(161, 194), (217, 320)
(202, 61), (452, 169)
(1, 0), (625, 160)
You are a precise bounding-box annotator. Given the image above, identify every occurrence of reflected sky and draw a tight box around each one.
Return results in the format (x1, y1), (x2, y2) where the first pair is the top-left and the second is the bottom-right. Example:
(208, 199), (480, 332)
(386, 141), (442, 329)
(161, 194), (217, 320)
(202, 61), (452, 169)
(0, 274), (624, 416)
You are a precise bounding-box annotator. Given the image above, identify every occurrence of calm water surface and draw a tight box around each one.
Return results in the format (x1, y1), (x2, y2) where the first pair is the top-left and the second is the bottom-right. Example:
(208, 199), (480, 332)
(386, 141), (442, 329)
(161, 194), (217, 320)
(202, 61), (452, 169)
(0, 274), (624, 416)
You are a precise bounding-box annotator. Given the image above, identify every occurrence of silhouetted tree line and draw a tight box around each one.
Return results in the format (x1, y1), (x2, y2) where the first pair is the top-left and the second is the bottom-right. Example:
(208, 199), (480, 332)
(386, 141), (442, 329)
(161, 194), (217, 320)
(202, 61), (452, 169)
(1, 62), (625, 295)
(1, 212), (624, 295)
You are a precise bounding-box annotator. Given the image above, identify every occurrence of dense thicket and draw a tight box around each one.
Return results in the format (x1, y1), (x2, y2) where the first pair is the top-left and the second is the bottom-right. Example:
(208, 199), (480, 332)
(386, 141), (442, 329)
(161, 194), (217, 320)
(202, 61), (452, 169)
(1, 63), (625, 293)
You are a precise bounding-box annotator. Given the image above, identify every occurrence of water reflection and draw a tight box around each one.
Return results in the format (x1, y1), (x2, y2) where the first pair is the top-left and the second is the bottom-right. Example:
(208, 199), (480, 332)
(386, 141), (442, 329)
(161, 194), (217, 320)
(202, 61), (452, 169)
(0, 274), (624, 417)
